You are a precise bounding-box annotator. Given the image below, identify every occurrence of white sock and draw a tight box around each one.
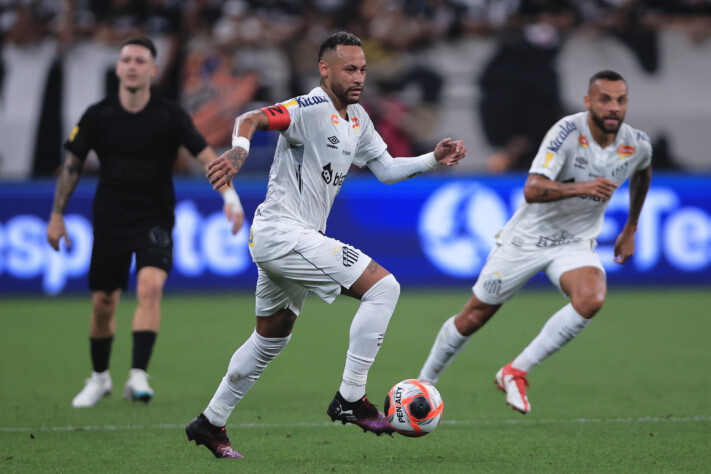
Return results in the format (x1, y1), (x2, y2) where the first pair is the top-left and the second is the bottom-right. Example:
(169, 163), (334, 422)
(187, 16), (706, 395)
(204, 330), (290, 426)
(514, 303), (590, 373)
(340, 274), (400, 402)
(418, 315), (469, 384)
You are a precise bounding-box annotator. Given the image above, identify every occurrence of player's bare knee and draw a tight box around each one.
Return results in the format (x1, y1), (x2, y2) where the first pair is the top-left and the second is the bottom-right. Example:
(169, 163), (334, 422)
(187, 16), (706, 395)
(137, 279), (163, 307)
(572, 292), (605, 318)
(92, 293), (117, 319)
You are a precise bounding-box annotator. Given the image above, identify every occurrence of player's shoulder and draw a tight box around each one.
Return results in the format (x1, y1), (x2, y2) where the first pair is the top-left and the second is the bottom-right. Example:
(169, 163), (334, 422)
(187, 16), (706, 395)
(544, 112), (585, 153)
(150, 94), (186, 114)
(618, 122), (653, 154)
(280, 87), (330, 114)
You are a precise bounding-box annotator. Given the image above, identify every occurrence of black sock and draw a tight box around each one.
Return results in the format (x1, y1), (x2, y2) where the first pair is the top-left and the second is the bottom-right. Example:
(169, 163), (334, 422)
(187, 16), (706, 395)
(90, 336), (113, 373)
(132, 331), (157, 371)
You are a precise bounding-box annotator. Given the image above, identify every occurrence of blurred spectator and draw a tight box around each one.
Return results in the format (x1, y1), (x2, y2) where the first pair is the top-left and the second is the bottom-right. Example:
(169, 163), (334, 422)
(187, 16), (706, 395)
(478, 0), (575, 173)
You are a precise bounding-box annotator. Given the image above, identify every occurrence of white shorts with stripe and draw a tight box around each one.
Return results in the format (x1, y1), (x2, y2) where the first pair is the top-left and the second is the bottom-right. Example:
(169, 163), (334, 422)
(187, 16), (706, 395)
(252, 229), (371, 317)
(472, 239), (604, 305)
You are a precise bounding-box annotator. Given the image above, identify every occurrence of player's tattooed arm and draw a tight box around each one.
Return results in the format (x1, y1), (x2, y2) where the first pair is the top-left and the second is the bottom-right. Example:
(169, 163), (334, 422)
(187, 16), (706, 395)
(625, 166), (652, 229)
(224, 147), (248, 174)
(51, 152), (83, 214)
(524, 174), (577, 202)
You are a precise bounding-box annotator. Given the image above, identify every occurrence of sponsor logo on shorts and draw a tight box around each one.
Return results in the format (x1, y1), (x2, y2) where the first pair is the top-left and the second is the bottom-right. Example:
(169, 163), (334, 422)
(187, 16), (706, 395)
(535, 230), (581, 248)
(483, 272), (503, 296)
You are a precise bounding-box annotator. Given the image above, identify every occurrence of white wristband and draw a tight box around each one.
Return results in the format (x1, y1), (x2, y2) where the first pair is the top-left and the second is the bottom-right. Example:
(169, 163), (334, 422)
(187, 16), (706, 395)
(221, 187), (243, 213)
(232, 136), (250, 153)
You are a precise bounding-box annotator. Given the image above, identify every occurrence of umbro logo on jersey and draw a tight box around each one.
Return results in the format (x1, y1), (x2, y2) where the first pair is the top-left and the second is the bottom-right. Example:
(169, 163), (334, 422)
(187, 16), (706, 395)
(574, 157), (588, 169)
(326, 136), (339, 150)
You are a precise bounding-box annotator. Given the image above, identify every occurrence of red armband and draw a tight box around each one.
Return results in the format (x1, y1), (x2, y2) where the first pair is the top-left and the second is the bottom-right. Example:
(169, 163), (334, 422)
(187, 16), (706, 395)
(260, 104), (291, 130)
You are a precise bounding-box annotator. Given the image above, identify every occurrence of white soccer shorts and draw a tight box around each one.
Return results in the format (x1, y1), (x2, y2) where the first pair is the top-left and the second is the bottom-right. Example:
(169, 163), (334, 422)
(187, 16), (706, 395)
(472, 239), (604, 305)
(253, 229), (371, 317)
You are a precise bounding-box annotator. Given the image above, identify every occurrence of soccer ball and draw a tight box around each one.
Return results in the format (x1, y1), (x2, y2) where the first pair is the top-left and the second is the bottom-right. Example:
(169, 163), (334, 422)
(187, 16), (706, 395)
(384, 379), (444, 437)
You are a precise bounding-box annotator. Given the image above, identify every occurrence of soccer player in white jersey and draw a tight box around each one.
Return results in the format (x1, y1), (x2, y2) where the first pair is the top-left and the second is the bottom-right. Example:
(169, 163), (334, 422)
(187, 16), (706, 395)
(418, 70), (652, 414)
(185, 31), (466, 459)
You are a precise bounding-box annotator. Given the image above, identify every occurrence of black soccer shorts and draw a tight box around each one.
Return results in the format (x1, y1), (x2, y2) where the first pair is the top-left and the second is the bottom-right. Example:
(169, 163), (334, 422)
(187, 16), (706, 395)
(88, 224), (173, 292)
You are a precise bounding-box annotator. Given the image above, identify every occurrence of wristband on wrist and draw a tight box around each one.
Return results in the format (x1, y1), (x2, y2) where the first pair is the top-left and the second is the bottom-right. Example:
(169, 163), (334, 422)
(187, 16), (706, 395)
(232, 136), (250, 153)
(221, 187), (243, 213)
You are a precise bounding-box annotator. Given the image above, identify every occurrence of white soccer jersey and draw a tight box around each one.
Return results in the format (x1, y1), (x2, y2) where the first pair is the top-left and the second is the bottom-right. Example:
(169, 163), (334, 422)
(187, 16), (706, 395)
(498, 112), (653, 249)
(249, 87), (387, 262)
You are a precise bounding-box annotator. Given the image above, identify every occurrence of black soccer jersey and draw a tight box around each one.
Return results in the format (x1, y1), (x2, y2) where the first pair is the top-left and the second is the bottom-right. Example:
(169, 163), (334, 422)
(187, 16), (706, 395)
(65, 94), (207, 231)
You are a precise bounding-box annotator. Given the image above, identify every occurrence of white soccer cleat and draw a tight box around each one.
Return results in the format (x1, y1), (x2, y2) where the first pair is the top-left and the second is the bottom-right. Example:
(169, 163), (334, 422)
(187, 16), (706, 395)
(72, 371), (112, 408)
(123, 368), (154, 402)
(495, 362), (531, 414)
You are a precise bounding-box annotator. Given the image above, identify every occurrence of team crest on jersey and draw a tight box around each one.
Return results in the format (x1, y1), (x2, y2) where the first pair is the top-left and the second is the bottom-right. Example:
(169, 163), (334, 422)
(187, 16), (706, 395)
(351, 117), (360, 134)
(334, 245), (360, 267)
(578, 135), (589, 147)
(617, 144), (635, 159)
(331, 114), (339, 125)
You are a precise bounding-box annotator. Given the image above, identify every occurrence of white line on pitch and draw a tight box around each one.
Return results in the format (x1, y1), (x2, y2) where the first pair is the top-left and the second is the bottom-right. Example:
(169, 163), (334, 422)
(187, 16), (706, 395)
(1, 415), (709, 433)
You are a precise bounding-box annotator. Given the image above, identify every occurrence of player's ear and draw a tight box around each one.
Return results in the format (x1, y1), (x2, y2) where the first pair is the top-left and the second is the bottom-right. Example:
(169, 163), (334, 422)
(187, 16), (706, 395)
(583, 94), (591, 110)
(318, 59), (329, 80)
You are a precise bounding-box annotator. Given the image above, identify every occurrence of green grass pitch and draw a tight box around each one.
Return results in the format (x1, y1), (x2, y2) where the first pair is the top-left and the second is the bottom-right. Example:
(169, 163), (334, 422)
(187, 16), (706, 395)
(1, 288), (710, 472)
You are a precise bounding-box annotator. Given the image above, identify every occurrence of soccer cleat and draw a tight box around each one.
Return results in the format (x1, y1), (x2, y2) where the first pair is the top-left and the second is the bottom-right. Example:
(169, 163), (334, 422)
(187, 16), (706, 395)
(123, 369), (154, 402)
(495, 362), (531, 414)
(327, 391), (394, 436)
(186, 414), (244, 459)
(72, 371), (112, 408)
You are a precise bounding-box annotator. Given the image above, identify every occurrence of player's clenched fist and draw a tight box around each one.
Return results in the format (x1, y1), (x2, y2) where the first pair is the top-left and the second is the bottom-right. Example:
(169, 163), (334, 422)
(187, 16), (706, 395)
(581, 177), (617, 200)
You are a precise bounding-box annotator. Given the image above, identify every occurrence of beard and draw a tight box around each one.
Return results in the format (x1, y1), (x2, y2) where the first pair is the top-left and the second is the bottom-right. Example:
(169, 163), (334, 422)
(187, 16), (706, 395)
(330, 81), (360, 105)
(590, 109), (624, 134)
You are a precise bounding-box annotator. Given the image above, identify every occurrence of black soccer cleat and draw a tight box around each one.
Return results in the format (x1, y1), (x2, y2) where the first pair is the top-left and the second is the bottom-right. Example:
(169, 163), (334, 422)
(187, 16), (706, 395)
(185, 413), (244, 459)
(327, 391), (394, 436)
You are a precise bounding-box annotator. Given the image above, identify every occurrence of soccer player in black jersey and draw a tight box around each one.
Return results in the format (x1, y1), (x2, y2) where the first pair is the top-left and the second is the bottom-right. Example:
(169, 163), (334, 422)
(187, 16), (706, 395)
(46, 37), (244, 408)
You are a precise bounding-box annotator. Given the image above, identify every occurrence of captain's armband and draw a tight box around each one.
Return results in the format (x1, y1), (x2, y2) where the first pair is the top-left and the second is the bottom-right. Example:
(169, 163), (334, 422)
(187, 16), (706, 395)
(260, 104), (291, 130)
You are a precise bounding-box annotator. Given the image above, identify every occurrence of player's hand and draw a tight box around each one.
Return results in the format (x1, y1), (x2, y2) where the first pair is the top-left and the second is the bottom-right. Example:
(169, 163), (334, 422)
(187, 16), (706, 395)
(47, 212), (71, 251)
(224, 204), (245, 235)
(580, 177), (617, 200)
(434, 138), (466, 166)
(613, 225), (636, 264)
(207, 149), (244, 190)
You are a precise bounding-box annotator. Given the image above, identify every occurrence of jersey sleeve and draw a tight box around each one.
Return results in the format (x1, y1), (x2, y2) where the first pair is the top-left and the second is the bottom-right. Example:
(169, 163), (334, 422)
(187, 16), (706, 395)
(353, 109), (387, 168)
(278, 98), (306, 144)
(176, 105), (208, 156)
(64, 105), (98, 161)
(528, 118), (578, 181)
(635, 130), (653, 170)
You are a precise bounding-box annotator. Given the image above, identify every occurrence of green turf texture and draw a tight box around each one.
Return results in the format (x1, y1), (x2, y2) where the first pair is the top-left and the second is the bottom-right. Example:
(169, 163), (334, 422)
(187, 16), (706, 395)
(1, 289), (709, 472)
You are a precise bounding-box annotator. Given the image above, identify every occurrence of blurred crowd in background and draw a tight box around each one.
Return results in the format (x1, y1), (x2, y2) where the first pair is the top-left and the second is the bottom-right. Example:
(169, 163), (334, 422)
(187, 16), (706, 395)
(1, 0), (710, 178)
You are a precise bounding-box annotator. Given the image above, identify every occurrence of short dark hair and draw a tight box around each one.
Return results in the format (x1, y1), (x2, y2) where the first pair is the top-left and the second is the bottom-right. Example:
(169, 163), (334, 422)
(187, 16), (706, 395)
(120, 37), (157, 59)
(318, 31), (362, 62)
(589, 70), (625, 87)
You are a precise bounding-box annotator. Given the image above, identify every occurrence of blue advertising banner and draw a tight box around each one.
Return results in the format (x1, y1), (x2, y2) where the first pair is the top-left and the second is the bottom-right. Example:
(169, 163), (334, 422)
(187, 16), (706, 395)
(1, 173), (709, 295)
